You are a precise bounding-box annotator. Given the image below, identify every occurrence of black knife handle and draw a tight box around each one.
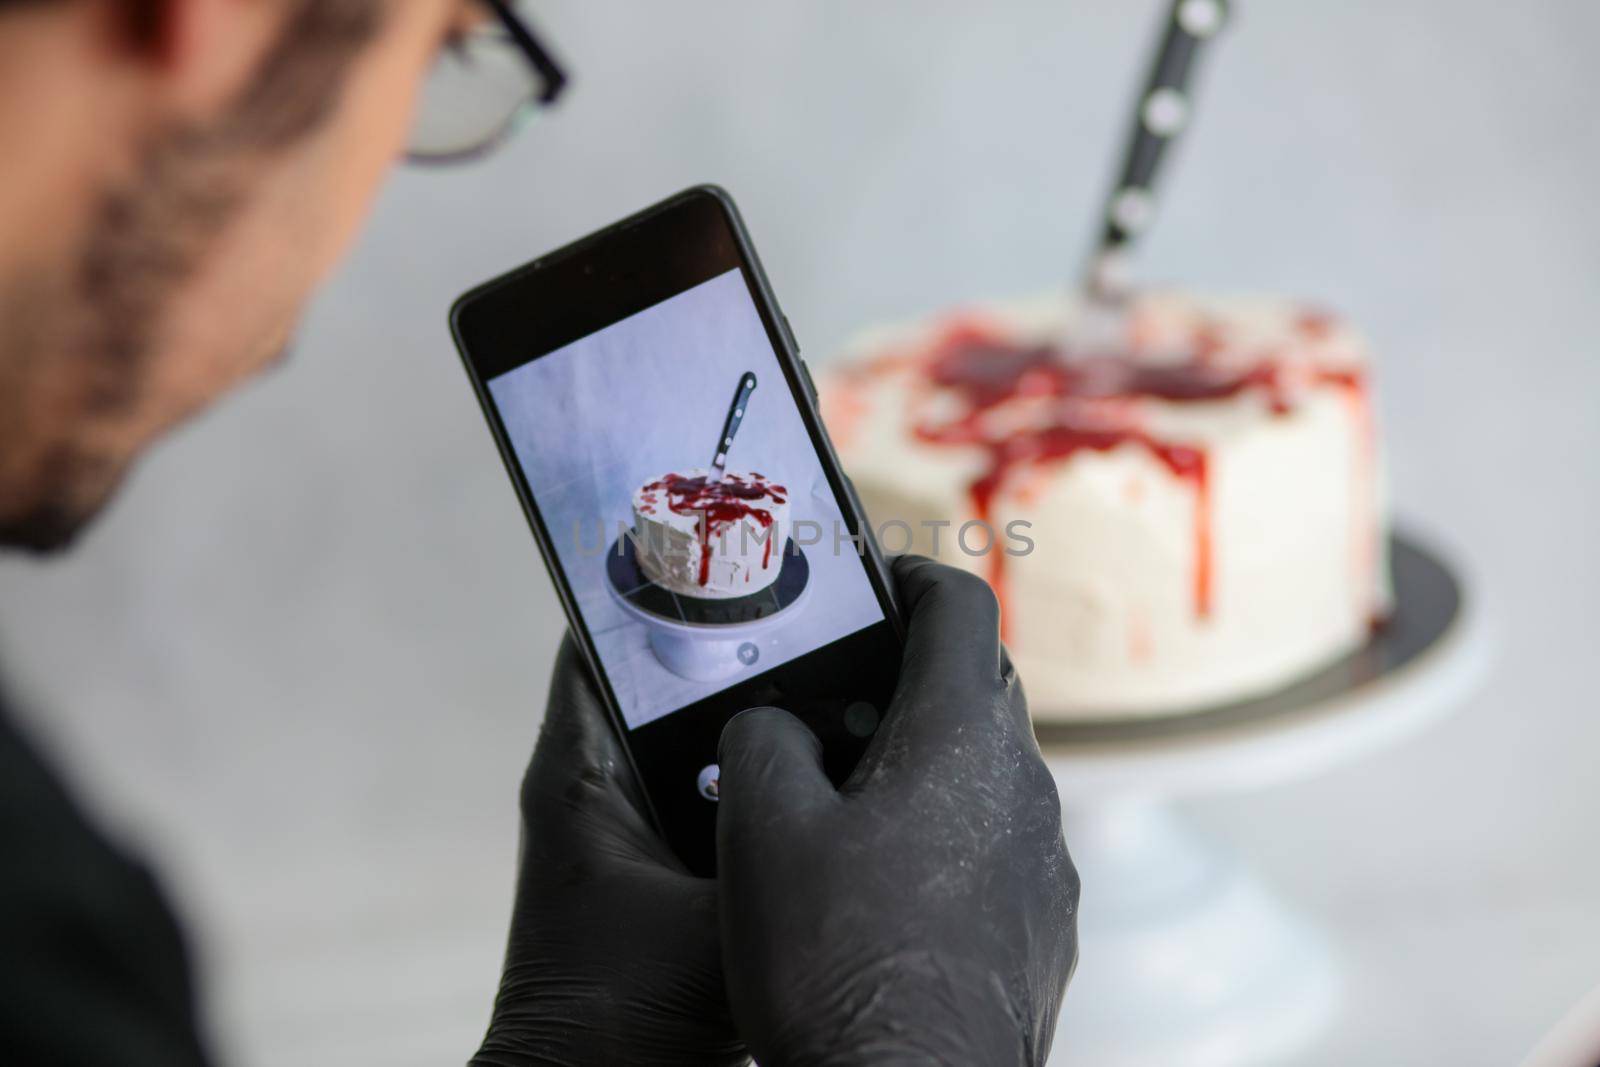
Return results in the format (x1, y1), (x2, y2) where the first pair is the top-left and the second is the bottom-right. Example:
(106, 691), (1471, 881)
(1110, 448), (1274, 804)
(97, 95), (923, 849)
(713, 371), (759, 471)
(1089, 0), (1230, 297)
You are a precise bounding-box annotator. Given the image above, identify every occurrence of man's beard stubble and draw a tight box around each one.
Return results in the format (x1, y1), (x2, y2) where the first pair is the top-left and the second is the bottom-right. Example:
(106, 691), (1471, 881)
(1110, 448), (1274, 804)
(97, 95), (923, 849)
(0, 134), (250, 554)
(0, 1), (380, 554)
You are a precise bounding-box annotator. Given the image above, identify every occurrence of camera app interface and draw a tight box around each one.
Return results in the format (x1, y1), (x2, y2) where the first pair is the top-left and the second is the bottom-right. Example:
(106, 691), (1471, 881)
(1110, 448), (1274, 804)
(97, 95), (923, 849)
(487, 269), (885, 728)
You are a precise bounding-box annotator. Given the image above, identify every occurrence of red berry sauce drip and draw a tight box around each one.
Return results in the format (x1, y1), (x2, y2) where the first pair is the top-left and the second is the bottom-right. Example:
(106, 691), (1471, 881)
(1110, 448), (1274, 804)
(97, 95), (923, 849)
(899, 313), (1369, 629)
(644, 473), (788, 586)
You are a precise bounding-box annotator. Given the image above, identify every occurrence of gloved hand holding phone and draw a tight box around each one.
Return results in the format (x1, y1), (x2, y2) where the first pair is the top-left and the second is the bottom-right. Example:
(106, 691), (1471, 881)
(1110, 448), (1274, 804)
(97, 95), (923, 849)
(470, 635), (747, 1067)
(475, 556), (1078, 1065)
(717, 556), (1079, 1066)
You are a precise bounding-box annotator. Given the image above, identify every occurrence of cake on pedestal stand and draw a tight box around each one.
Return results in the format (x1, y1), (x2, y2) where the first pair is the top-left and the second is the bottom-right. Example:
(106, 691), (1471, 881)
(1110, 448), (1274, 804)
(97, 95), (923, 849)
(1040, 532), (1490, 1067)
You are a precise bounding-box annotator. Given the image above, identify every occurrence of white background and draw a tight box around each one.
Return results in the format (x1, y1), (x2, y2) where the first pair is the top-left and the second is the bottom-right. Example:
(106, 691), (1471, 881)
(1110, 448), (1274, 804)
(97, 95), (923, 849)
(0, 1), (1595, 1064)
(486, 269), (882, 727)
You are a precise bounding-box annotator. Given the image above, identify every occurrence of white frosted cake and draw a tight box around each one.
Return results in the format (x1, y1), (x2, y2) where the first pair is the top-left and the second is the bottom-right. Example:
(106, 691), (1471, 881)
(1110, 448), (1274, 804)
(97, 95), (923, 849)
(632, 469), (791, 599)
(823, 291), (1392, 719)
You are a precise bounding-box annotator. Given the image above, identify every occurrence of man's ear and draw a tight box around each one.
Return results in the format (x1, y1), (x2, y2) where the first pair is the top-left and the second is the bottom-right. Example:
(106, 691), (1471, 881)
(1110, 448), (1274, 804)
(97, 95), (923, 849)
(103, 0), (286, 119)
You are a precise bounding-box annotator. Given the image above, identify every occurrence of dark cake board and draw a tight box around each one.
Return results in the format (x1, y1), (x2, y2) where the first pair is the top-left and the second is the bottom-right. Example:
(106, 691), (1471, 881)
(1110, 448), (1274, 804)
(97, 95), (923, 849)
(606, 536), (810, 627)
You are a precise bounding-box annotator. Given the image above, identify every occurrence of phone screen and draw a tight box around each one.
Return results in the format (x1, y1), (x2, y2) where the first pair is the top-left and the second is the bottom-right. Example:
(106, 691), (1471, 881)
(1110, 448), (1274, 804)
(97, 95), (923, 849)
(484, 267), (886, 729)
(452, 189), (900, 871)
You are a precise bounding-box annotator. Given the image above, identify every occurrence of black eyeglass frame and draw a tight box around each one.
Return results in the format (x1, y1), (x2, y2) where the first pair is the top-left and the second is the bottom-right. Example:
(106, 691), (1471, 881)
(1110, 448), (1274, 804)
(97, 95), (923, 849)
(407, 0), (569, 165)
(486, 0), (566, 106)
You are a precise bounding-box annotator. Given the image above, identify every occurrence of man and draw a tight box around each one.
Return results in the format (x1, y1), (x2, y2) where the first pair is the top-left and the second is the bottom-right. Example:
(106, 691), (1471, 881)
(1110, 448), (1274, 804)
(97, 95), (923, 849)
(0, 2), (1078, 1064)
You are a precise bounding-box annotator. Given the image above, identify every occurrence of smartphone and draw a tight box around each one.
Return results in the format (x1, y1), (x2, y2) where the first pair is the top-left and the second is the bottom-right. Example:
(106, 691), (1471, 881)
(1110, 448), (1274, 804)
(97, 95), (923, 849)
(450, 186), (904, 875)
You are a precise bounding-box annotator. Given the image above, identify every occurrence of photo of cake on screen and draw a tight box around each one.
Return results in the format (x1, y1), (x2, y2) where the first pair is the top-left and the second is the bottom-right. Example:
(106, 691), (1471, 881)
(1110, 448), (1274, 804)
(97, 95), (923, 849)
(486, 269), (883, 729)
(630, 466), (792, 601)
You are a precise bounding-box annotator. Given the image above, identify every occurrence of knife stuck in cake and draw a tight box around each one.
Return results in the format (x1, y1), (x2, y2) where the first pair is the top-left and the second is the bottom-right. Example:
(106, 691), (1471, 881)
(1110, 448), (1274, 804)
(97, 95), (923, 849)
(712, 371), (758, 480)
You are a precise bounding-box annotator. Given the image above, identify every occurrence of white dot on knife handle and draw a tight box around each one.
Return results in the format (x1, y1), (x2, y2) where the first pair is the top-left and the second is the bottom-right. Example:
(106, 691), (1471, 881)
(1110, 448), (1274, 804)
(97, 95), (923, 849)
(1142, 88), (1189, 136)
(1178, 0), (1224, 37)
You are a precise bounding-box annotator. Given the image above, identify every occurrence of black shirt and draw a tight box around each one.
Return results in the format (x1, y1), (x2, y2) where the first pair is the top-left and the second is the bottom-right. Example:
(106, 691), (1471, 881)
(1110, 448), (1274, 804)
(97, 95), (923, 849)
(0, 694), (211, 1065)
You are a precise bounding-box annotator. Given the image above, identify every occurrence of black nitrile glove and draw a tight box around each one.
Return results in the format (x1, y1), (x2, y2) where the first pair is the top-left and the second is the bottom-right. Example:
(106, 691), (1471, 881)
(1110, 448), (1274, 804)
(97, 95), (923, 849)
(716, 556), (1079, 1067)
(471, 636), (748, 1067)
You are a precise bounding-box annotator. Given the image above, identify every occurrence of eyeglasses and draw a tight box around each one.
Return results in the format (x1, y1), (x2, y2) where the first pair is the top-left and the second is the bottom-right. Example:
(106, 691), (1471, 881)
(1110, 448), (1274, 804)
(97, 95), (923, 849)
(406, 0), (567, 165)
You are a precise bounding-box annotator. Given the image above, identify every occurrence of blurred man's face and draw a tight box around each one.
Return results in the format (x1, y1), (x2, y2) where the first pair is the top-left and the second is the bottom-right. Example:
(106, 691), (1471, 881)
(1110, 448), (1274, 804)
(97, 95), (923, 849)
(0, 0), (476, 551)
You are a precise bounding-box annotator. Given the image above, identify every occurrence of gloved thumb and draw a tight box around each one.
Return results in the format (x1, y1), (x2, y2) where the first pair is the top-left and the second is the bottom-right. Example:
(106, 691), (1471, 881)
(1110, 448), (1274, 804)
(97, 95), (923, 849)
(716, 707), (837, 834)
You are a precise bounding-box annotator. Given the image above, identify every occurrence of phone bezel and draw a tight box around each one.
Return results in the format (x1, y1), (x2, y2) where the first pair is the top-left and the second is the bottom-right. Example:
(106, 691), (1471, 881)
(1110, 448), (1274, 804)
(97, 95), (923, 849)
(449, 185), (903, 873)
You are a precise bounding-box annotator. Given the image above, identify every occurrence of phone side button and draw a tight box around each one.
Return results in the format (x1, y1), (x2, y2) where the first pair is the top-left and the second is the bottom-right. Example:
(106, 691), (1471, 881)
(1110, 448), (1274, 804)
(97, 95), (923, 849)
(799, 359), (820, 404)
(782, 314), (801, 353)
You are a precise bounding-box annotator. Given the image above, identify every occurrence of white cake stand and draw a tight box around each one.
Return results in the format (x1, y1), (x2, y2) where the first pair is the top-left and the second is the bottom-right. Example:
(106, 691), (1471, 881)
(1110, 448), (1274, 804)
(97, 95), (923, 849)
(605, 538), (813, 682)
(1038, 531), (1491, 1067)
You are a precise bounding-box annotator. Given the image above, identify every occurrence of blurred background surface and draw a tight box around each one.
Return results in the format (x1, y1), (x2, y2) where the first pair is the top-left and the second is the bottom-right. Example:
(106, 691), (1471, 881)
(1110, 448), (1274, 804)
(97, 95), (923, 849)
(1, 0), (1595, 1063)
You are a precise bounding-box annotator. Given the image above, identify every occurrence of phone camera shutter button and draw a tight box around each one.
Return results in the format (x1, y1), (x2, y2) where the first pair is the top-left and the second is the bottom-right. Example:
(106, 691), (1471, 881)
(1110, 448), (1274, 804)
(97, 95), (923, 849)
(844, 702), (880, 738)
